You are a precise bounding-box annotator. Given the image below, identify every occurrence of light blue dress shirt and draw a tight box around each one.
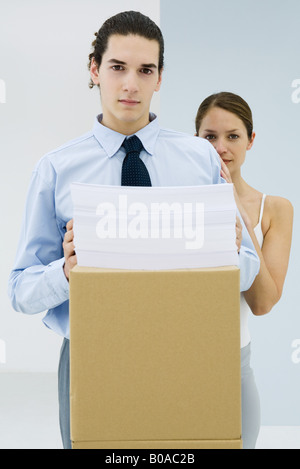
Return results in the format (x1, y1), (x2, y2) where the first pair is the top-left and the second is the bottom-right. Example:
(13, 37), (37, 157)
(8, 114), (260, 338)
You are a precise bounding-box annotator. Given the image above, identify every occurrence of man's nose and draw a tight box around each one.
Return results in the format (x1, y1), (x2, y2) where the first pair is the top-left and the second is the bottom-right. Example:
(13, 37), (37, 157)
(122, 72), (139, 93)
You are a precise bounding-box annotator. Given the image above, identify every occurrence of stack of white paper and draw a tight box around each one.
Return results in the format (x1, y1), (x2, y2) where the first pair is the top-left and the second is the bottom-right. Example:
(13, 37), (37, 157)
(70, 182), (239, 270)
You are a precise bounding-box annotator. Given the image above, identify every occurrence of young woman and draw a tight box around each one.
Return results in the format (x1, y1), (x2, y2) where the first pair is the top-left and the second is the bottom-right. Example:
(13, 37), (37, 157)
(195, 92), (293, 449)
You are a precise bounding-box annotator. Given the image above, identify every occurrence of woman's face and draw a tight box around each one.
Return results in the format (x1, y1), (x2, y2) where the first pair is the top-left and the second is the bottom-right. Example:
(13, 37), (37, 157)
(197, 107), (255, 176)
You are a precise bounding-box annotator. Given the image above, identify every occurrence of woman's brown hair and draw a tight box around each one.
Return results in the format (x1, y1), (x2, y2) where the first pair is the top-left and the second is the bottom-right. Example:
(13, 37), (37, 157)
(195, 92), (253, 139)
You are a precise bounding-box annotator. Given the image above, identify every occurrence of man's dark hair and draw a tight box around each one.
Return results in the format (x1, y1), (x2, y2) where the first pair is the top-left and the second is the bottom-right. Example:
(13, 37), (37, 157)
(88, 11), (164, 88)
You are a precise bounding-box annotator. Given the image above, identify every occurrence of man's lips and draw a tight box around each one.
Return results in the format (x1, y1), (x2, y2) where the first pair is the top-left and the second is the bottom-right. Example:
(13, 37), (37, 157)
(119, 99), (140, 106)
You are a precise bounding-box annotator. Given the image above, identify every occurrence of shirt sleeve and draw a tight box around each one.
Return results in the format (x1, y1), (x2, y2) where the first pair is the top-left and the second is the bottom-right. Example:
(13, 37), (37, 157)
(8, 161), (70, 314)
(208, 142), (260, 291)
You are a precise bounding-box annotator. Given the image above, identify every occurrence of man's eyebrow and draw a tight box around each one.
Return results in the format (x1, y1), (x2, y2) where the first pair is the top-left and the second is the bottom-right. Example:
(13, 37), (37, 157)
(108, 59), (126, 65)
(141, 63), (157, 69)
(107, 59), (157, 69)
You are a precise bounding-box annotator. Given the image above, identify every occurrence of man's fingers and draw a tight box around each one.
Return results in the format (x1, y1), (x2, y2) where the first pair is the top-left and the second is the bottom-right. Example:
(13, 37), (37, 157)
(63, 220), (76, 280)
(63, 242), (75, 259)
(63, 227), (76, 260)
(64, 228), (74, 243)
(63, 253), (77, 281)
(68, 253), (78, 268)
(66, 219), (74, 231)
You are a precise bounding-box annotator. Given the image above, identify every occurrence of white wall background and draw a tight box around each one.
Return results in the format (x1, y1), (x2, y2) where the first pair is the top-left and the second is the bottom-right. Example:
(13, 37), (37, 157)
(160, 0), (300, 425)
(0, 0), (160, 372)
(1, 0), (299, 428)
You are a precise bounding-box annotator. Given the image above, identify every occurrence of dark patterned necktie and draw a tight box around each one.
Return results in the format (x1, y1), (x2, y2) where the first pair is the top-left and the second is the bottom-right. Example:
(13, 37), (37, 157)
(121, 135), (152, 186)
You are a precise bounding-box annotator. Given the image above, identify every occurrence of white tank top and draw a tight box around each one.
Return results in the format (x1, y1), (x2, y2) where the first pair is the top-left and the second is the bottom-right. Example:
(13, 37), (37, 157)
(240, 194), (266, 348)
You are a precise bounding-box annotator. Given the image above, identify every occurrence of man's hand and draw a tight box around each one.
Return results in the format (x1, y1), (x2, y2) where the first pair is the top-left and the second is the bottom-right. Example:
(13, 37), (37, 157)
(236, 216), (242, 253)
(63, 219), (77, 281)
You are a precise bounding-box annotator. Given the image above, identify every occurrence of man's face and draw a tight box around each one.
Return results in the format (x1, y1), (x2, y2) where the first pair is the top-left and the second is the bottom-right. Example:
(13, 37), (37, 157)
(90, 34), (162, 135)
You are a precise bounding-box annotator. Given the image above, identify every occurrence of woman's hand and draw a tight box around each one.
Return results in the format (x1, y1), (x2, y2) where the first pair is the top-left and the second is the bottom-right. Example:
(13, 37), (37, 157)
(220, 158), (233, 183)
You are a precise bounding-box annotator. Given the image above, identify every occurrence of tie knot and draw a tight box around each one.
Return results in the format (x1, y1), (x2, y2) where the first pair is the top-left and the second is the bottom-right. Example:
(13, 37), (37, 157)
(122, 135), (143, 154)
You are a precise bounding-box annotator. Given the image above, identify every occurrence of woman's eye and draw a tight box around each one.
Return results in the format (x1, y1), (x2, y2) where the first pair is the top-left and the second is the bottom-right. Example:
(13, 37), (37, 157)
(205, 135), (216, 140)
(229, 134), (239, 140)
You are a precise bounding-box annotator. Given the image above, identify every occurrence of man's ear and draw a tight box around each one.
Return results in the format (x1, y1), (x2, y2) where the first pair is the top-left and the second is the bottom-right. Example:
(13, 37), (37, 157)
(90, 58), (100, 87)
(155, 69), (163, 92)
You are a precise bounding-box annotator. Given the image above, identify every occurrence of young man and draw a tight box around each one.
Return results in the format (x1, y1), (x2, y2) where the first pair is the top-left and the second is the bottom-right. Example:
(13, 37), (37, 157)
(8, 11), (259, 449)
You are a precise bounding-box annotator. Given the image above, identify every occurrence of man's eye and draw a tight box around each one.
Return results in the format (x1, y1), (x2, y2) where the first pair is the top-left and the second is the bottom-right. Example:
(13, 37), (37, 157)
(140, 68), (152, 75)
(112, 65), (124, 71)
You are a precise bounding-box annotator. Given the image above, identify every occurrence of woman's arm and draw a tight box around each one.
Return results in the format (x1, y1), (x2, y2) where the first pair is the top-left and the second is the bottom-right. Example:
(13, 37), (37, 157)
(221, 159), (294, 316)
(243, 196), (293, 315)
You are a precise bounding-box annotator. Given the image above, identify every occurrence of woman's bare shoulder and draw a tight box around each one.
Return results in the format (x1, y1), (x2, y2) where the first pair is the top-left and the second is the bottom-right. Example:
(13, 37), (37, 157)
(265, 195), (293, 214)
(264, 195), (294, 230)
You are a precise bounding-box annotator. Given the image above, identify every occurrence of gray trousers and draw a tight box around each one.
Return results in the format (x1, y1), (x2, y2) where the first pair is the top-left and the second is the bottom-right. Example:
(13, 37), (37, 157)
(58, 338), (72, 449)
(241, 342), (261, 449)
(58, 339), (260, 450)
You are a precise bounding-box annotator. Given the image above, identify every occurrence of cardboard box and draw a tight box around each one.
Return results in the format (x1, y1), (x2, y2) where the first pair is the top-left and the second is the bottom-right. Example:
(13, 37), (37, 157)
(70, 266), (242, 449)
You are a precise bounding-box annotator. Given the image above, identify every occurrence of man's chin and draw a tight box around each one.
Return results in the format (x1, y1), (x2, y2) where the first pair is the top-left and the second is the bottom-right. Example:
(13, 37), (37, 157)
(101, 109), (150, 134)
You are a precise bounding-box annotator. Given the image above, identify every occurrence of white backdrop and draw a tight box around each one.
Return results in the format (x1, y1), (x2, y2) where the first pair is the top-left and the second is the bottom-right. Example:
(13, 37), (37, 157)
(1, 0), (299, 428)
(160, 0), (300, 426)
(0, 0), (160, 372)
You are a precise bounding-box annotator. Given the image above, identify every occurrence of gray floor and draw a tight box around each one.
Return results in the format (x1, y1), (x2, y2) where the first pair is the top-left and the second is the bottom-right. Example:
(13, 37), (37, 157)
(0, 373), (299, 449)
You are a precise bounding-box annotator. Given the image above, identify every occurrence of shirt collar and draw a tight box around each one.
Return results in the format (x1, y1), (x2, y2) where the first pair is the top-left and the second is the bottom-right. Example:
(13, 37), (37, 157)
(92, 113), (160, 158)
